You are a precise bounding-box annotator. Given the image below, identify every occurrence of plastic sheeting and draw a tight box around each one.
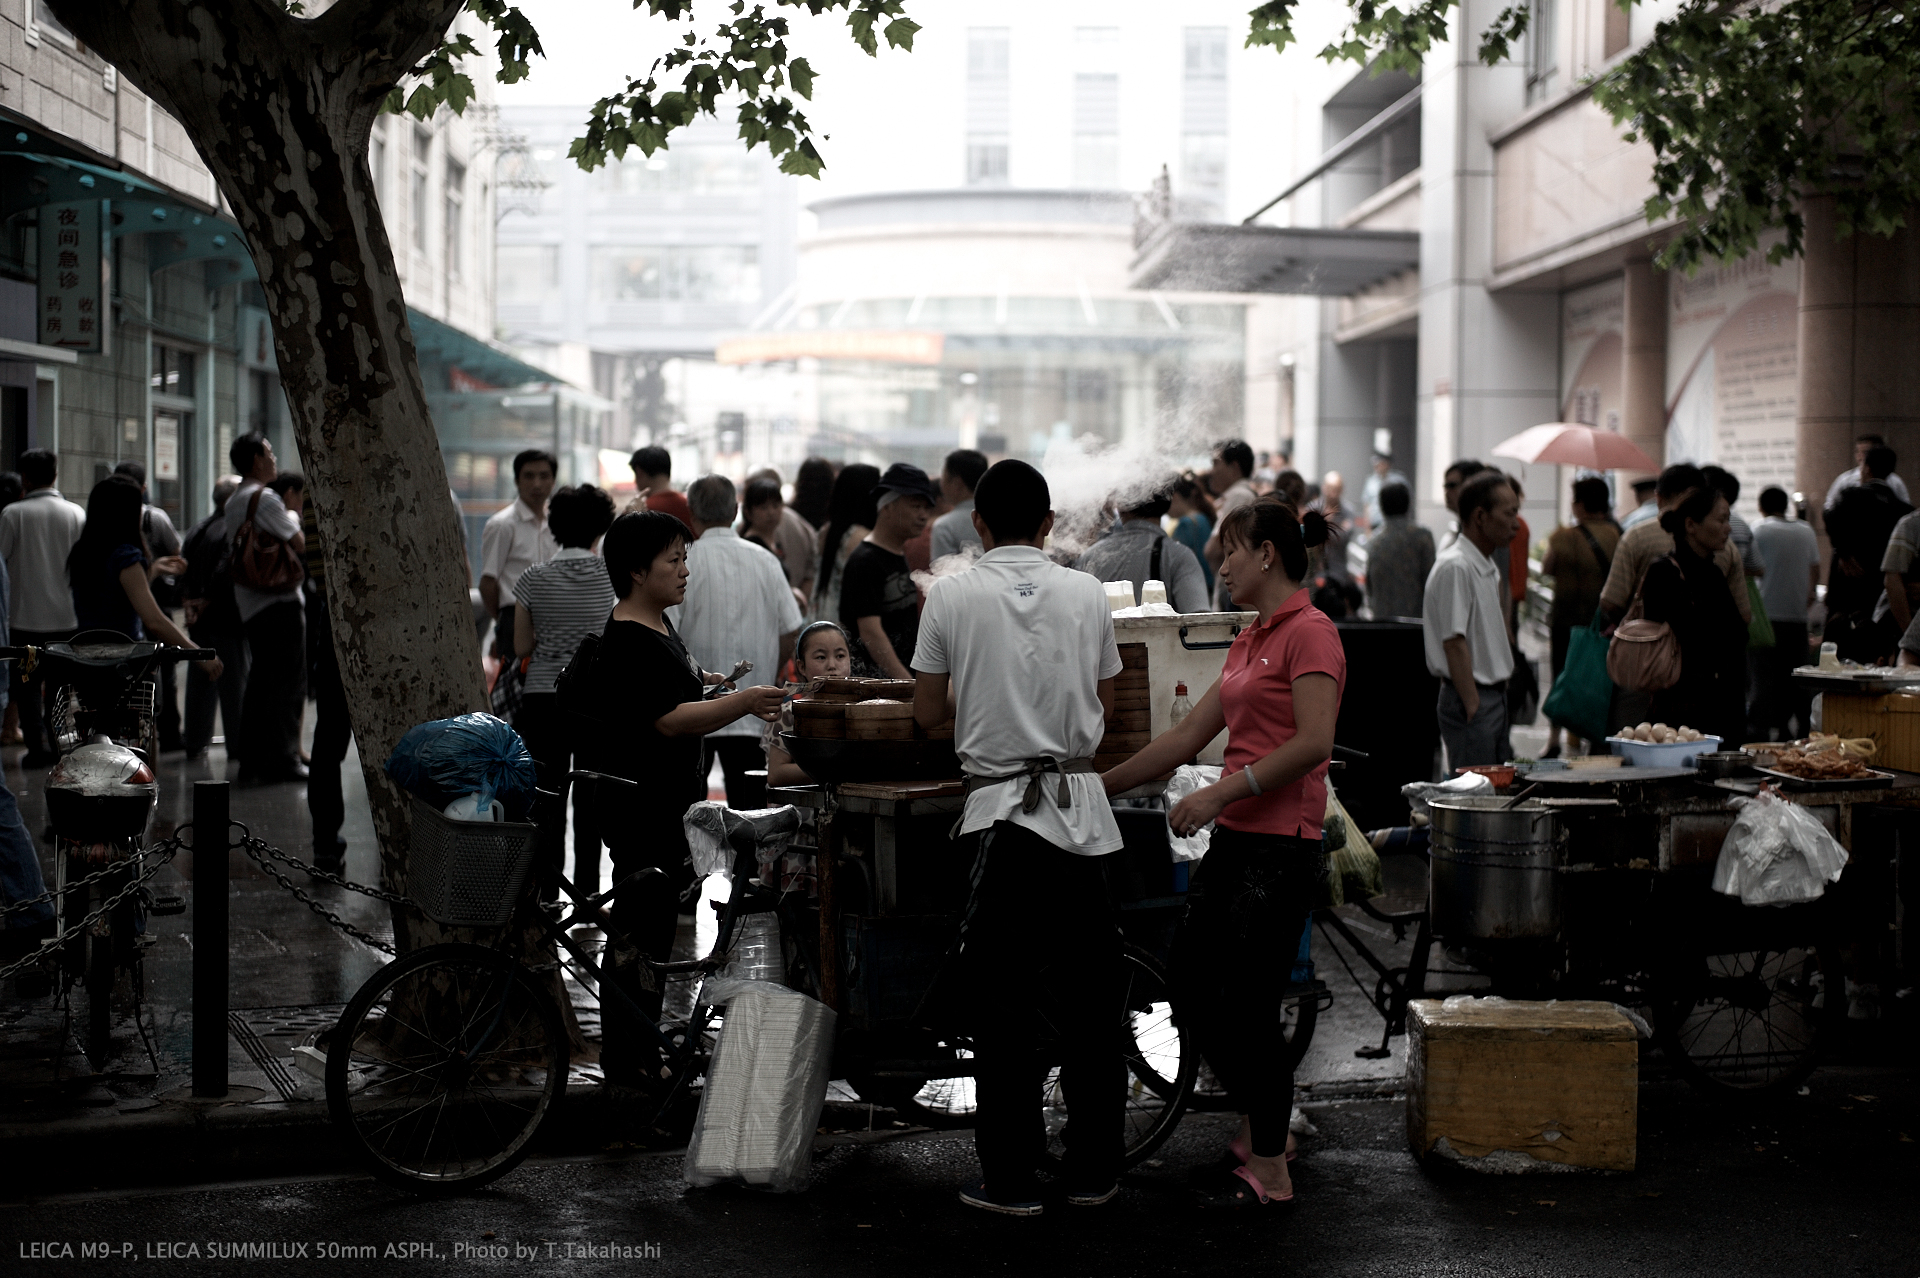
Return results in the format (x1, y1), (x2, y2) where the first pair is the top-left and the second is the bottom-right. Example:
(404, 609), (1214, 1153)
(683, 982), (837, 1193)
(1713, 788), (1850, 907)
(384, 713), (537, 819)
(1163, 764), (1222, 862)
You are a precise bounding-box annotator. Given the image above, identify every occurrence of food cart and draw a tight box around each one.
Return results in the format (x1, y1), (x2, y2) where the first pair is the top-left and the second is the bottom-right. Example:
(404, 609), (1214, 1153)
(1372, 758), (1913, 1096)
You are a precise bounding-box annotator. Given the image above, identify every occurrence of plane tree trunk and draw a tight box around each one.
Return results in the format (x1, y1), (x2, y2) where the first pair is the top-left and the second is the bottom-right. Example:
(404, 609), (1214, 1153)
(56, 0), (489, 948)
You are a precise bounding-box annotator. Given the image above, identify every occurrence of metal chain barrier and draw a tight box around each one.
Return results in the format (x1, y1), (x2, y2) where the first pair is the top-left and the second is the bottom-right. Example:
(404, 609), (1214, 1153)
(231, 823), (403, 957)
(0, 835), (184, 984)
(0, 853), (146, 919)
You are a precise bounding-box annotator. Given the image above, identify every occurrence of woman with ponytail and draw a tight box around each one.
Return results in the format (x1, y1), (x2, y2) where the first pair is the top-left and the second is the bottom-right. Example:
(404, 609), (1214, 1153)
(1102, 496), (1346, 1207)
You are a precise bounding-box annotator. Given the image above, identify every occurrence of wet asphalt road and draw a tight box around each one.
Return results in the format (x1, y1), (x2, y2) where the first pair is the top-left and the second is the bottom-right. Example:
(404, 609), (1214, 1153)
(4, 1068), (1916, 1278)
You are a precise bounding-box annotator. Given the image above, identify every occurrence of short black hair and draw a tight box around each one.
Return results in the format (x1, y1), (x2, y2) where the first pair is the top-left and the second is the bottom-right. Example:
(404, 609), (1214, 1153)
(1456, 471), (1513, 526)
(1444, 459), (1487, 485)
(230, 431), (270, 475)
(1379, 481), (1411, 518)
(513, 449), (556, 481)
(1214, 439), (1254, 481)
(973, 459), (1051, 542)
(1758, 486), (1790, 516)
(630, 445), (672, 480)
(1858, 433), (1887, 448)
(112, 460), (147, 487)
(742, 477), (783, 512)
(1631, 478), (1659, 497)
(267, 471), (305, 498)
(1572, 476), (1611, 514)
(547, 484), (616, 549)
(602, 509), (689, 599)
(943, 448), (990, 493)
(1656, 463), (1705, 502)
(1701, 464), (1739, 504)
(19, 449), (56, 490)
(1866, 446), (1897, 479)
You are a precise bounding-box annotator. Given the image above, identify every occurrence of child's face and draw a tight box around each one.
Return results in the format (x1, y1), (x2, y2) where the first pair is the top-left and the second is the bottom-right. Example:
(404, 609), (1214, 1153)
(798, 633), (852, 679)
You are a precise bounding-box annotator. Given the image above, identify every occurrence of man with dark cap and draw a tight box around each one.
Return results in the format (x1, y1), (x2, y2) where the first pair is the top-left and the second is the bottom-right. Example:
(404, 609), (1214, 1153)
(839, 463), (936, 678)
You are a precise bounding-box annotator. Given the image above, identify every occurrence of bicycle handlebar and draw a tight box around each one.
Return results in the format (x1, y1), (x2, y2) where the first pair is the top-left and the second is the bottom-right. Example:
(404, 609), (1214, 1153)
(0, 643), (220, 665)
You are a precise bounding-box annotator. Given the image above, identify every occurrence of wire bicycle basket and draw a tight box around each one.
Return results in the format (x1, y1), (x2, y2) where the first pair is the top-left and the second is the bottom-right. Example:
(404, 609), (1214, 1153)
(404, 798), (541, 929)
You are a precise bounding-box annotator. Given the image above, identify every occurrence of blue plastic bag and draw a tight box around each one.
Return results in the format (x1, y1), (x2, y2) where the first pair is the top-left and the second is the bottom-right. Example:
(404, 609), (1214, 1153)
(385, 712), (537, 820)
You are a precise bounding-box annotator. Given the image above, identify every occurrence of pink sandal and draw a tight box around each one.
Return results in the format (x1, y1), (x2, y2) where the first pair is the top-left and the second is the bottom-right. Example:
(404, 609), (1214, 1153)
(1197, 1164), (1295, 1208)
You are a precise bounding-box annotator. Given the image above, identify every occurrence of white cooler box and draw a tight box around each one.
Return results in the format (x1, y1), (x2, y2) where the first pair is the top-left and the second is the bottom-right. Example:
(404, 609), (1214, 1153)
(1113, 611), (1255, 765)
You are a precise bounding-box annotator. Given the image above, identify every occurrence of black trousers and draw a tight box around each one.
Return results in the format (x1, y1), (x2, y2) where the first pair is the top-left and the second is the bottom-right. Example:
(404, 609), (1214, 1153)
(10, 627), (72, 754)
(703, 735), (766, 812)
(185, 617), (248, 756)
(238, 600), (306, 779)
(1172, 828), (1323, 1159)
(516, 692), (600, 897)
(598, 793), (698, 1085)
(306, 590), (351, 853)
(963, 821), (1125, 1195)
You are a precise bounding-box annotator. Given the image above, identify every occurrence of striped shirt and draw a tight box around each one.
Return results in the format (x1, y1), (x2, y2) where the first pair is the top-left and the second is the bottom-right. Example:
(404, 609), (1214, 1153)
(667, 527), (804, 739)
(513, 548), (616, 694)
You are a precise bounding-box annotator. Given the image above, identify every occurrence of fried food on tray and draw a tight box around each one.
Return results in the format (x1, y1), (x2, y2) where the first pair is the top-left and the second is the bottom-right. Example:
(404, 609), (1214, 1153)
(1764, 748), (1877, 780)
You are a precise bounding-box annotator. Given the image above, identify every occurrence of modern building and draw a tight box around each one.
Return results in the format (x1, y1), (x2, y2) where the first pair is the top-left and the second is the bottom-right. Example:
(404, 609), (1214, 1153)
(1133, 0), (1913, 538)
(0, 1), (586, 573)
(493, 105), (799, 474)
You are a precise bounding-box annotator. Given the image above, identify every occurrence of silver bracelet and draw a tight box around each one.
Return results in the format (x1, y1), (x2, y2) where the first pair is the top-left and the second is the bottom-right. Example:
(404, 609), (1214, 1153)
(1242, 768), (1262, 797)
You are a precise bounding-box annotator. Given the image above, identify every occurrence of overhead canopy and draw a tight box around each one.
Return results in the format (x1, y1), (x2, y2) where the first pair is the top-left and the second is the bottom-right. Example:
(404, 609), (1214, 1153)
(1129, 222), (1419, 297)
(409, 307), (561, 390)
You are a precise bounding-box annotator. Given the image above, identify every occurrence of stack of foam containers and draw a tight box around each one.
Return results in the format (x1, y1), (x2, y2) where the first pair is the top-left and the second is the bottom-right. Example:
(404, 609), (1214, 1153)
(683, 983), (837, 1193)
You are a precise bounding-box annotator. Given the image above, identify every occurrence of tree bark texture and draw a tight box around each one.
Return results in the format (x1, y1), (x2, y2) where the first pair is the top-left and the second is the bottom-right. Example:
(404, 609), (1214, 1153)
(55, 0), (490, 945)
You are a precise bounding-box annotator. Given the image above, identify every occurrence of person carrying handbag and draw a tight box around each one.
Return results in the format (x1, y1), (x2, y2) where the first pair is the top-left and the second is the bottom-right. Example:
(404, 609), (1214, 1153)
(226, 433), (308, 785)
(1630, 485), (1748, 746)
(1540, 477), (1622, 757)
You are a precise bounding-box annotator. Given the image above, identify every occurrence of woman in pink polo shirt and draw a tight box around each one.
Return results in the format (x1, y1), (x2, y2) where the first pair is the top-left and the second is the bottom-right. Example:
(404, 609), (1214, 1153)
(1103, 496), (1344, 1208)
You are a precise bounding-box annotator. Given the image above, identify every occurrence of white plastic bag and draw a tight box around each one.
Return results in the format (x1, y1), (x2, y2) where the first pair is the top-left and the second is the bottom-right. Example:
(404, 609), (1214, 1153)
(684, 983), (836, 1193)
(1712, 788), (1850, 907)
(1400, 771), (1493, 817)
(1163, 764), (1222, 861)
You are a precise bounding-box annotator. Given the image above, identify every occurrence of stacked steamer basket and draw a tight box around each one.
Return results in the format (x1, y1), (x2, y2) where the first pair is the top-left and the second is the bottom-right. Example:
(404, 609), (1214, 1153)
(1094, 644), (1152, 770)
(791, 676), (868, 739)
(847, 699), (914, 741)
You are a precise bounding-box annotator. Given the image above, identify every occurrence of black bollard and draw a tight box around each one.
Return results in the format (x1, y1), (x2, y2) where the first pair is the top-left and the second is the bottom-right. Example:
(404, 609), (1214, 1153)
(191, 780), (230, 1098)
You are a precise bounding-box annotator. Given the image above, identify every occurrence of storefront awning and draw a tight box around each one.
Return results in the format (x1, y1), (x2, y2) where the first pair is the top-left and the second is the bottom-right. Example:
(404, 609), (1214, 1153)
(1129, 223), (1419, 296)
(409, 307), (562, 390)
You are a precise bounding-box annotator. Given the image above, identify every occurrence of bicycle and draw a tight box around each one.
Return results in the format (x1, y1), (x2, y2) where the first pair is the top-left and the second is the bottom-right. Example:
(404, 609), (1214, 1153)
(0, 636), (218, 1067)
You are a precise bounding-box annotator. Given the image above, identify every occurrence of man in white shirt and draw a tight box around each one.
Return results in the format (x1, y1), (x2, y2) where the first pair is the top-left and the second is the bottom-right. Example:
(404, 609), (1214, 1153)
(1752, 486), (1821, 740)
(1423, 471), (1520, 769)
(912, 459), (1124, 1217)
(1360, 452), (1411, 531)
(479, 449), (557, 656)
(669, 474), (802, 810)
(0, 449), (85, 766)
(1204, 439), (1258, 608)
(1826, 432), (1912, 511)
(928, 447), (988, 562)
(227, 433), (308, 784)
(1619, 478), (1660, 530)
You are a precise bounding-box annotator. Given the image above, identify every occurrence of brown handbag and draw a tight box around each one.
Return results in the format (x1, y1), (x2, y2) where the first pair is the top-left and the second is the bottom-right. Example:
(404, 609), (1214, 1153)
(229, 489), (305, 592)
(1605, 558), (1682, 692)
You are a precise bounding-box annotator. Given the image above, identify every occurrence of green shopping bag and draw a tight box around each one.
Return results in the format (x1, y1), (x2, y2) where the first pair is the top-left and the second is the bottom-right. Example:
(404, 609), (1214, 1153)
(1542, 612), (1614, 743)
(1746, 576), (1775, 650)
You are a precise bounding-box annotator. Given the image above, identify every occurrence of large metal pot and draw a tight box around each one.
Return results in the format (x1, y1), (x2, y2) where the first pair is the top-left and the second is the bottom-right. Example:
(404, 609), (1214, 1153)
(1427, 795), (1566, 941)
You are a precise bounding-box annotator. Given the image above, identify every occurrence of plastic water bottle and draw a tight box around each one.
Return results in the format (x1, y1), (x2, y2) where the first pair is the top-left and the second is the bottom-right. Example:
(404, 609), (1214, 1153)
(1170, 682), (1193, 729)
(721, 913), (784, 985)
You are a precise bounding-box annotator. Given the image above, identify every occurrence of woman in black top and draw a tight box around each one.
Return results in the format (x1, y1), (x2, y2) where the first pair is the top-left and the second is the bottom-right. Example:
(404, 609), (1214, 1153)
(1642, 486), (1747, 746)
(581, 510), (785, 1084)
(67, 475), (215, 668)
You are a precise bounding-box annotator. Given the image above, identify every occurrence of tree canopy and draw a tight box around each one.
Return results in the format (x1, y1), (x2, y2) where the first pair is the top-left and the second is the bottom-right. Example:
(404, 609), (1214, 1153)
(1247, 0), (1920, 272)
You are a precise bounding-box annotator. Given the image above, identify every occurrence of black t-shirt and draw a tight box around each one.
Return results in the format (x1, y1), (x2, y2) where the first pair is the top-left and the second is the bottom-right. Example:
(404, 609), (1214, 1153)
(838, 540), (919, 675)
(579, 618), (706, 806)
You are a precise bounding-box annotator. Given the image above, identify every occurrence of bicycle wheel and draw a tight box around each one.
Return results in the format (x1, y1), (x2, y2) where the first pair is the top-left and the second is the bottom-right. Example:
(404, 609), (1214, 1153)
(852, 1042), (978, 1129)
(1039, 945), (1196, 1172)
(327, 943), (567, 1193)
(1656, 940), (1836, 1097)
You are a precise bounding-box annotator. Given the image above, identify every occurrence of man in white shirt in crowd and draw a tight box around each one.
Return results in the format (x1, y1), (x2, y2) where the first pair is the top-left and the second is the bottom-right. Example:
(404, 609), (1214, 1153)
(1204, 438), (1258, 608)
(479, 449), (557, 659)
(1619, 477), (1661, 530)
(1751, 486), (1821, 740)
(928, 447), (988, 563)
(670, 474), (802, 811)
(1360, 451), (1411, 532)
(1423, 471), (1520, 769)
(227, 433), (308, 784)
(1826, 432), (1912, 512)
(1073, 479), (1210, 612)
(0, 449), (85, 767)
(913, 459), (1125, 1217)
